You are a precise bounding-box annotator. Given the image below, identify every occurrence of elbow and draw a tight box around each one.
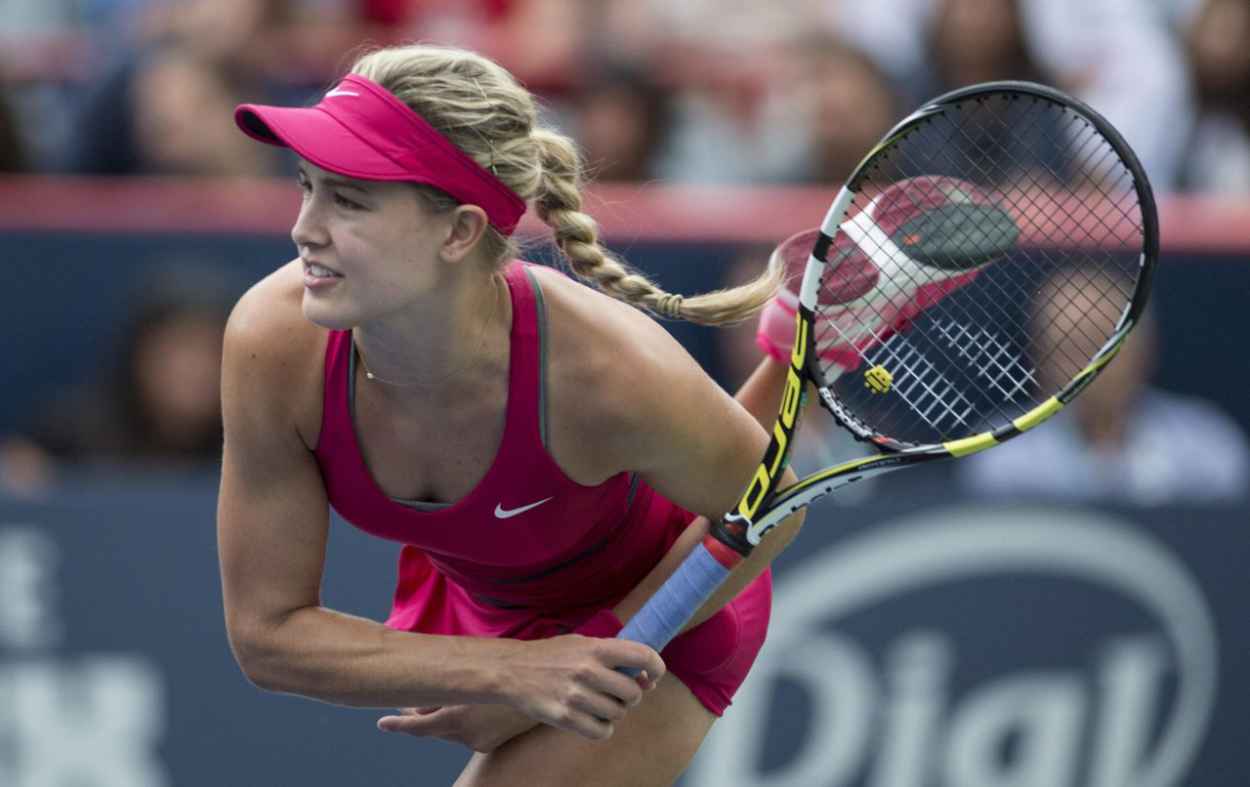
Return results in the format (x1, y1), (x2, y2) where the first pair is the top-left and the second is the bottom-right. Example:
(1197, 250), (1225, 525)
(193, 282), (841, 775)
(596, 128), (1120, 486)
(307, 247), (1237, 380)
(226, 618), (295, 694)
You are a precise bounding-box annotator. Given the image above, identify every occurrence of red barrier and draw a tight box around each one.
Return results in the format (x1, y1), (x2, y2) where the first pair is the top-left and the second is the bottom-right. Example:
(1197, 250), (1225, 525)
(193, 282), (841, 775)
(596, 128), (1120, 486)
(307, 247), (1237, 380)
(1, 176), (1246, 253)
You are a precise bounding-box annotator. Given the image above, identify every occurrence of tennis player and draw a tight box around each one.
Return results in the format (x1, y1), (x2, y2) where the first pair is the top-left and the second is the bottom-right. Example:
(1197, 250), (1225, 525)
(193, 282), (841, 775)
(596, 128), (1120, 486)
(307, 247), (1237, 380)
(217, 44), (805, 786)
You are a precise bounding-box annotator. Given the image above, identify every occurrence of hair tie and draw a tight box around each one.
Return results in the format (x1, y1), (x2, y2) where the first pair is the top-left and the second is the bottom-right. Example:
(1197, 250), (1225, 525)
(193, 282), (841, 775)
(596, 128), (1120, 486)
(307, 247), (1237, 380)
(658, 292), (684, 319)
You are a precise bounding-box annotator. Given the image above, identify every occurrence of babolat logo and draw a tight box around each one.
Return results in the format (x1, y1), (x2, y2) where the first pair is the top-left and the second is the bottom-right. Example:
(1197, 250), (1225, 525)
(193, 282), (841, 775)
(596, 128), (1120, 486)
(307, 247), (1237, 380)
(737, 314), (807, 523)
(689, 507), (1218, 787)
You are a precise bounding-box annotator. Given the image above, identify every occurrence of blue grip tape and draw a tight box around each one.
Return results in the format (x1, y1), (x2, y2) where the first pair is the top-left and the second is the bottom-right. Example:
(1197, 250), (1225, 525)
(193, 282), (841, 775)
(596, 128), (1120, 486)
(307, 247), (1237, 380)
(617, 544), (732, 660)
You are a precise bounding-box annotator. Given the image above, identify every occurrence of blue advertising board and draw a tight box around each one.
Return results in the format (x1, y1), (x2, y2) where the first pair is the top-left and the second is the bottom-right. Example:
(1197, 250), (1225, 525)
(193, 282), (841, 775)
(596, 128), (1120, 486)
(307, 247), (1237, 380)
(0, 477), (1244, 786)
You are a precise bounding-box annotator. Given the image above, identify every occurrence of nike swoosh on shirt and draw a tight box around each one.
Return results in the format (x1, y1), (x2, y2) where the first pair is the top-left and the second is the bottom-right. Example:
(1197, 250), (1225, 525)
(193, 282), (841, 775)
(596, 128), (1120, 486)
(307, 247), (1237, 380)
(494, 497), (554, 519)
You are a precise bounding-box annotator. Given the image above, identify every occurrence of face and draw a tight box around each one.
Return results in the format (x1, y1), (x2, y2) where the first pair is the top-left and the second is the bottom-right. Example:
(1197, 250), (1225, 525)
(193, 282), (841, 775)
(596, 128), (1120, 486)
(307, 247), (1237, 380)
(1033, 273), (1152, 413)
(934, 0), (1021, 75)
(809, 54), (896, 182)
(133, 53), (268, 176)
(1190, 0), (1250, 95)
(134, 311), (225, 447)
(579, 86), (654, 180)
(291, 161), (455, 330)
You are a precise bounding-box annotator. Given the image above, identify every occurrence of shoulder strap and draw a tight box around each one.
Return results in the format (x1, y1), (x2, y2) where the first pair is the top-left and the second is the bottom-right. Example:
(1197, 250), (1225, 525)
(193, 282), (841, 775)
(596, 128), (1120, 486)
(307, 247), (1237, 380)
(500, 262), (544, 449)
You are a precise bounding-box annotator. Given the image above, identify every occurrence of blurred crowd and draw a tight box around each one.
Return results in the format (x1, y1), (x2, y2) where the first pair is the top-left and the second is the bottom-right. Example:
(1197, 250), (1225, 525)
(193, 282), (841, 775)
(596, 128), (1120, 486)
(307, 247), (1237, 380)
(1, 0), (1248, 503)
(0, 0), (1248, 193)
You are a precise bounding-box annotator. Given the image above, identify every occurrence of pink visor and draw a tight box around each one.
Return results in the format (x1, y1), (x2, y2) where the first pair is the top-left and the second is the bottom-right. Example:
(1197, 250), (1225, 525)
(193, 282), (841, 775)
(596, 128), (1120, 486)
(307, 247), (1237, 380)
(234, 74), (527, 235)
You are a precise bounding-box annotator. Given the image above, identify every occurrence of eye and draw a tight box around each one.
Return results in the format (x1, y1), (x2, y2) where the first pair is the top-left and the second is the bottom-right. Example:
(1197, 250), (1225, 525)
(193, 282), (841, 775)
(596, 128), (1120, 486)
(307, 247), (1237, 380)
(334, 193), (365, 211)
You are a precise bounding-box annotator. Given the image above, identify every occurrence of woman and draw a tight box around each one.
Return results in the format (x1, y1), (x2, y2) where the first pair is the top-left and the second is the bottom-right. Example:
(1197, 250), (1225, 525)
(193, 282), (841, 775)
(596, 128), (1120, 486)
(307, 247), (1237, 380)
(218, 43), (802, 786)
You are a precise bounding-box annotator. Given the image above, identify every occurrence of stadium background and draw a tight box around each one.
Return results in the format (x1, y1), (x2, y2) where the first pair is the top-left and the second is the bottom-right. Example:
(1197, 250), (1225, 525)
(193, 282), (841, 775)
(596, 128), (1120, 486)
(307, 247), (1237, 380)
(1, 1), (1247, 785)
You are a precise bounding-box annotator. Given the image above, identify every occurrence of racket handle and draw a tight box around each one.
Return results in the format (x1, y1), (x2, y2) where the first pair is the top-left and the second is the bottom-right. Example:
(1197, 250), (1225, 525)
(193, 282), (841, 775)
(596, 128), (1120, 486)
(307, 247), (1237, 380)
(616, 543), (732, 666)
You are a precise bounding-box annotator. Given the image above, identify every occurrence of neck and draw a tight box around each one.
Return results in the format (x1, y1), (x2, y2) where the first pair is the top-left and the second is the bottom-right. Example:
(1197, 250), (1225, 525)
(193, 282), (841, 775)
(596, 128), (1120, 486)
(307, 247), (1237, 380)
(353, 269), (508, 391)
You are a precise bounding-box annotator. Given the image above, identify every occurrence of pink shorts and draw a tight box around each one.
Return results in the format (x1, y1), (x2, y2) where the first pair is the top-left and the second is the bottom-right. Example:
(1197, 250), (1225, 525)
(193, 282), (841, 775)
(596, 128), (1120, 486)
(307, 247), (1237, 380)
(385, 545), (772, 716)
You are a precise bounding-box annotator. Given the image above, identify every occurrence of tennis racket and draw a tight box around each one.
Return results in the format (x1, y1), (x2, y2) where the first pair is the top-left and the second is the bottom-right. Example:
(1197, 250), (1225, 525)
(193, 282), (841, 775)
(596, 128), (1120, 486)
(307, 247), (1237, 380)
(618, 80), (1158, 655)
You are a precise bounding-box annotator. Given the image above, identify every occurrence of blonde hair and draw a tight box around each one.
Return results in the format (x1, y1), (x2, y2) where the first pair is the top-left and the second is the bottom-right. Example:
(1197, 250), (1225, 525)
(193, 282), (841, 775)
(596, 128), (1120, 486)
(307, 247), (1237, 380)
(349, 44), (781, 325)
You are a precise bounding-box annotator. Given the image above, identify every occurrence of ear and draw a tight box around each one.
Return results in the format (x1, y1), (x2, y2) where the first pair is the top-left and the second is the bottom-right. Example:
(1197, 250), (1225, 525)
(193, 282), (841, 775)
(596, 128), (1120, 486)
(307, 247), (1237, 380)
(440, 205), (491, 263)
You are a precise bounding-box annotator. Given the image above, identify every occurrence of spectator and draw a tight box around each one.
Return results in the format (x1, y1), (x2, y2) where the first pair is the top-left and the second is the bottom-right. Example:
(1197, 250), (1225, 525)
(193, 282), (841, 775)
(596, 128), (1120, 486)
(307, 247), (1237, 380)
(654, 30), (900, 186)
(0, 267), (233, 492)
(353, 0), (589, 97)
(959, 267), (1250, 504)
(61, 0), (296, 175)
(822, 0), (1194, 190)
(63, 42), (284, 176)
(0, 87), (27, 172)
(760, 33), (901, 186)
(130, 47), (280, 176)
(1018, 0), (1193, 190)
(926, 0), (1069, 189)
(1175, 0), (1250, 194)
(926, 0), (1043, 93)
(569, 58), (673, 182)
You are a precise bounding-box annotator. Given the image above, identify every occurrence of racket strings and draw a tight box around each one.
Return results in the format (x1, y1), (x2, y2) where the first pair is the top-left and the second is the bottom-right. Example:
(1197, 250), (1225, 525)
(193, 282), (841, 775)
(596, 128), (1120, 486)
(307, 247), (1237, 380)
(1038, 269), (1132, 385)
(825, 113), (1037, 430)
(813, 91), (1146, 447)
(866, 334), (977, 431)
(933, 321), (1038, 402)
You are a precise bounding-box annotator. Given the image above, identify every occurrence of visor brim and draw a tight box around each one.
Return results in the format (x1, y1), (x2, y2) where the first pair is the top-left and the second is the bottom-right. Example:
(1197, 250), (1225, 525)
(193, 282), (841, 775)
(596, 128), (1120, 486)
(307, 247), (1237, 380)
(234, 104), (408, 181)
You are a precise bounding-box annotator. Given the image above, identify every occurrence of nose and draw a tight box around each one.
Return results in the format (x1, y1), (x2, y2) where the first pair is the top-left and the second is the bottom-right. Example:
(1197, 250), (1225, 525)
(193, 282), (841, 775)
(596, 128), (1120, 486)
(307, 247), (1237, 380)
(291, 199), (329, 252)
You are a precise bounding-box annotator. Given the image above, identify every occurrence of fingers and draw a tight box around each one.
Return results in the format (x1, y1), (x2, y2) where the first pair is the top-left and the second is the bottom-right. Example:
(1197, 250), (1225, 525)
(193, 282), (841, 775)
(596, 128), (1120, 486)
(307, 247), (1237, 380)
(634, 669), (659, 692)
(491, 636), (668, 742)
(568, 682), (631, 724)
(538, 699), (616, 741)
(581, 661), (647, 709)
(566, 713), (615, 741)
(378, 710), (443, 735)
(593, 639), (666, 685)
(547, 642), (662, 740)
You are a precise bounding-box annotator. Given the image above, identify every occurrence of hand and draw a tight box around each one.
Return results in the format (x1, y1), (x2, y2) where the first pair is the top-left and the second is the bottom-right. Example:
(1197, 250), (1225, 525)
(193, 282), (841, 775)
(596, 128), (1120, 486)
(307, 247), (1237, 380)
(497, 634), (664, 742)
(755, 226), (883, 367)
(378, 704), (538, 753)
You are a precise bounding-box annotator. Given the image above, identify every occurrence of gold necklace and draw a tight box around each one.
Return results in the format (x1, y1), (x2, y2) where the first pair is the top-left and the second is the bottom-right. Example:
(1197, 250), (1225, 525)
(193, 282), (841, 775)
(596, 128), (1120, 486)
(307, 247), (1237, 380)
(356, 278), (502, 387)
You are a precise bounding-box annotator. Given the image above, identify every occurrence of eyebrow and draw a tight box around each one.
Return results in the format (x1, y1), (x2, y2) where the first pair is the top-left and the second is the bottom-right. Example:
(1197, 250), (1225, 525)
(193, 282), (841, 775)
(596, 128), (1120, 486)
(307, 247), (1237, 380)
(296, 166), (371, 194)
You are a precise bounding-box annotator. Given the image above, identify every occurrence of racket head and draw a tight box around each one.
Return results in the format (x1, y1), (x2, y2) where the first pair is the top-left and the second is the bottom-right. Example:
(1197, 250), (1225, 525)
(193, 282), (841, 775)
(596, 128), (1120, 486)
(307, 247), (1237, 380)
(798, 81), (1158, 456)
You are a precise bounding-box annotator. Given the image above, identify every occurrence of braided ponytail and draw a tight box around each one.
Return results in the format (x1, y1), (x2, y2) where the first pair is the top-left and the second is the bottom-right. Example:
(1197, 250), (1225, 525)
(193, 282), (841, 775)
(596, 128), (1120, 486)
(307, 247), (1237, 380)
(531, 130), (781, 325)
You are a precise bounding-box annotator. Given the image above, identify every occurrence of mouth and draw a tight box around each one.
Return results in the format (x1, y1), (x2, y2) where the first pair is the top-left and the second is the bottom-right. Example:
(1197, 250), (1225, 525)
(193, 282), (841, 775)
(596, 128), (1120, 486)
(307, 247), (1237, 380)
(303, 260), (343, 279)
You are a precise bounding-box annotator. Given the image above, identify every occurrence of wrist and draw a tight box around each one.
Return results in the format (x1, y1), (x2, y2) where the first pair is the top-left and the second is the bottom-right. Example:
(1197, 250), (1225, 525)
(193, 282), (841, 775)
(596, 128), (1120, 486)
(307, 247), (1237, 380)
(756, 295), (797, 364)
(465, 637), (529, 707)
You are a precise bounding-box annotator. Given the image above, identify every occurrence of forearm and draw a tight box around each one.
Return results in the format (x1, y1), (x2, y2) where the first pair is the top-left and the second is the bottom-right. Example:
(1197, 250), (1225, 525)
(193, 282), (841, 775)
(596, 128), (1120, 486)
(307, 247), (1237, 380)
(734, 356), (787, 428)
(232, 605), (512, 709)
(611, 504), (804, 634)
(610, 357), (808, 635)
(698, 503), (804, 622)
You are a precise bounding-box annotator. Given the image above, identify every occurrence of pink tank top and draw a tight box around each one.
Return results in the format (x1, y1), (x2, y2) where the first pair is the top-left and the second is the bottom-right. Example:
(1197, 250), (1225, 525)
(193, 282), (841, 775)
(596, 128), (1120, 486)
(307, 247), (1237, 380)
(314, 262), (691, 612)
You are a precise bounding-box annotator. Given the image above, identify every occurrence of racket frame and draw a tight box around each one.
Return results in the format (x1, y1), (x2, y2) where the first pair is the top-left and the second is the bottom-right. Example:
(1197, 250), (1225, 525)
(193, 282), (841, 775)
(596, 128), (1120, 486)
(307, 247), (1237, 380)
(620, 79), (1159, 654)
(744, 80), (1159, 543)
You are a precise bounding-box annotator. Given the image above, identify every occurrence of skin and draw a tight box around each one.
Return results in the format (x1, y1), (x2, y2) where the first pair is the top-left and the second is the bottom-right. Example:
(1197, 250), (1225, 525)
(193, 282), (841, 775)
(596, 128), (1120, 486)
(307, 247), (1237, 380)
(1033, 272), (1155, 451)
(217, 161), (802, 786)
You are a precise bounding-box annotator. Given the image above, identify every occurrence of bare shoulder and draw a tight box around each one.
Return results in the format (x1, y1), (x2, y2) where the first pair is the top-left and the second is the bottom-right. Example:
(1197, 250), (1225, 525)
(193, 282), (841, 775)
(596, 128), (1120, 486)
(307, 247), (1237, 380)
(223, 259), (328, 448)
(528, 264), (699, 409)
(528, 265), (745, 482)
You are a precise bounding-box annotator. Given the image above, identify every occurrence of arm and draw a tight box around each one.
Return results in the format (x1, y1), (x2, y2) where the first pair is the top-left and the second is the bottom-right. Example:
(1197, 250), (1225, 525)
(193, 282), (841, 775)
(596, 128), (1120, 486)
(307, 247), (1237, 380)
(599, 324), (805, 631)
(217, 273), (662, 740)
(640, 355), (807, 628)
